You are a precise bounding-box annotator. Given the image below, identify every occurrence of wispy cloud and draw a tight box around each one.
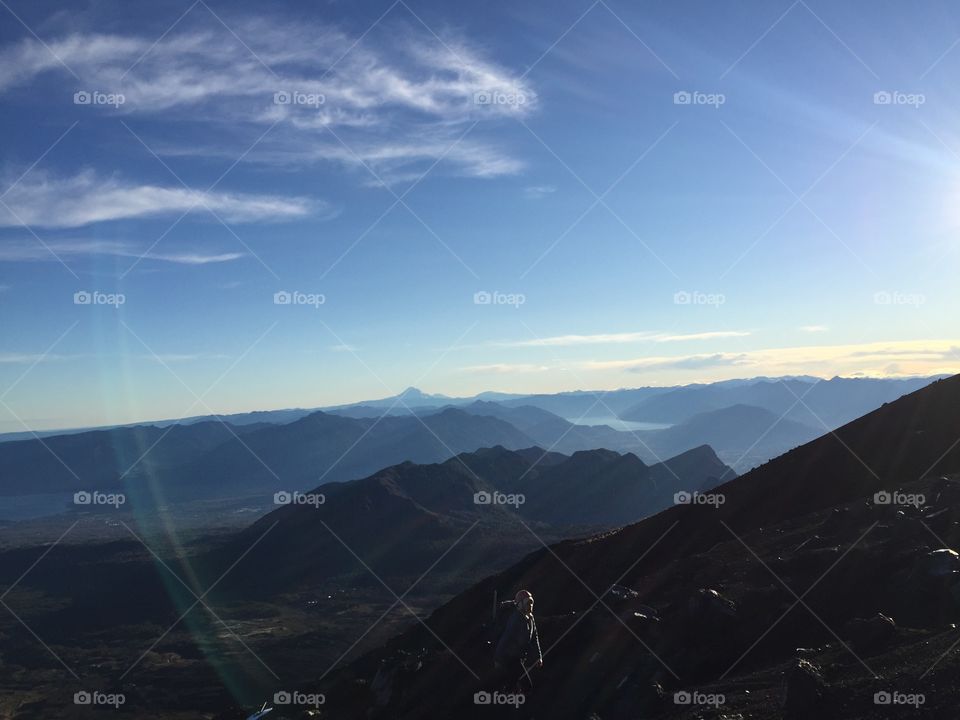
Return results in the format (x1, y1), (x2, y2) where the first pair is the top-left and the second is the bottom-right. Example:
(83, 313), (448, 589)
(173, 136), (525, 185)
(493, 330), (751, 348)
(0, 352), (66, 364)
(454, 341), (958, 383)
(138, 353), (232, 362)
(0, 238), (245, 265)
(0, 171), (316, 228)
(799, 325), (828, 333)
(462, 363), (555, 374)
(0, 351), (230, 364)
(623, 353), (750, 372)
(847, 345), (960, 360)
(0, 15), (535, 184)
(583, 339), (960, 378)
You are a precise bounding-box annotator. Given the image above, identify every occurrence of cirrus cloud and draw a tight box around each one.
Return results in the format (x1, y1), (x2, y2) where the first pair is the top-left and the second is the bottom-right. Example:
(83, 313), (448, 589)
(583, 339), (960, 378)
(492, 329), (752, 348)
(0, 238), (245, 265)
(0, 13), (535, 185)
(0, 170), (318, 228)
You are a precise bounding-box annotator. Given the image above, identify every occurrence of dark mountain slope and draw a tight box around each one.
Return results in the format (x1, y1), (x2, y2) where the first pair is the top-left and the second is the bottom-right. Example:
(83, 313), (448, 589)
(499, 387), (669, 418)
(0, 408), (536, 502)
(316, 375), (960, 719)
(621, 375), (940, 427)
(0, 420), (265, 495)
(182, 407), (536, 497)
(643, 403), (821, 470)
(210, 444), (734, 595)
(517, 446), (732, 527)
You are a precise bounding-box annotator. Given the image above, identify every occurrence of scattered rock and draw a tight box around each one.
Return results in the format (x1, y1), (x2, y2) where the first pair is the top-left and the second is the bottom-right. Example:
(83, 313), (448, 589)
(607, 584), (638, 602)
(688, 588), (737, 620)
(622, 609), (661, 638)
(783, 659), (826, 718)
(920, 548), (960, 577)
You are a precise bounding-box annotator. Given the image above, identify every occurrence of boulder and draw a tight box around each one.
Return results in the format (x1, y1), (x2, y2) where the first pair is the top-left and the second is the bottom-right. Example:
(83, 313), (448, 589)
(688, 588), (735, 616)
(783, 659), (826, 719)
(607, 584), (638, 602)
(919, 548), (960, 577)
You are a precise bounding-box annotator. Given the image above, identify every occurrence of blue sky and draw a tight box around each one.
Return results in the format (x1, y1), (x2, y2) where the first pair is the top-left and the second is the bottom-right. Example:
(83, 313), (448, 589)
(0, 0), (958, 431)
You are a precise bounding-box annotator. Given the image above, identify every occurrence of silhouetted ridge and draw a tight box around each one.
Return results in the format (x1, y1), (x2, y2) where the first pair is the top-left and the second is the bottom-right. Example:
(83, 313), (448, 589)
(210, 444), (734, 595)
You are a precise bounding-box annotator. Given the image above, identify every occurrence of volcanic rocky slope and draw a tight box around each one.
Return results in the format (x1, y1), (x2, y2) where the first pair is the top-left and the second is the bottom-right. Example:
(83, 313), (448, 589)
(312, 375), (960, 719)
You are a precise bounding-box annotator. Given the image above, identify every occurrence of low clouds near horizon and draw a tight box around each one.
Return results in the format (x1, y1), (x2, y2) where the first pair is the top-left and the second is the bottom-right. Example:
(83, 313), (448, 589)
(460, 339), (960, 386)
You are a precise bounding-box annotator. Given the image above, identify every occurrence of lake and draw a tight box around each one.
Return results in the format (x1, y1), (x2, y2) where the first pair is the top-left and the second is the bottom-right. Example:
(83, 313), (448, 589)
(566, 416), (672, 432)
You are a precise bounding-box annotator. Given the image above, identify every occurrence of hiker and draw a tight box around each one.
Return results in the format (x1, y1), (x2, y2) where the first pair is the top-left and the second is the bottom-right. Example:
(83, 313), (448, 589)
(492, 590), (543, 693)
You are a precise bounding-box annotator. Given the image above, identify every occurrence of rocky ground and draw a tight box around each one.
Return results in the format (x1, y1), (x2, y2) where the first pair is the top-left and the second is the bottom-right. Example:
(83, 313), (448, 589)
(310, 475), (960, 719)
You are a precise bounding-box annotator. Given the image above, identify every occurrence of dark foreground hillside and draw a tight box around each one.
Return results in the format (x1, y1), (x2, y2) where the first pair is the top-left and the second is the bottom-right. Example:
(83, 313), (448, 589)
(310, 375), (960, 719)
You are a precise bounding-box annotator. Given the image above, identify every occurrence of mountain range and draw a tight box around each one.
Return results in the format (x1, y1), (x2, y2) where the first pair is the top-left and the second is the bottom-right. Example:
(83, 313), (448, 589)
(1, 375), (939, 442)
(0, 376), (940, 512)
(619, 375), (938, 427)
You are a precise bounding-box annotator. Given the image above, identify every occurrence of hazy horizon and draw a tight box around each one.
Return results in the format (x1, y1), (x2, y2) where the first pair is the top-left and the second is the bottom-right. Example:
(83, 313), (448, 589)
(2, 371), (946, 434)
